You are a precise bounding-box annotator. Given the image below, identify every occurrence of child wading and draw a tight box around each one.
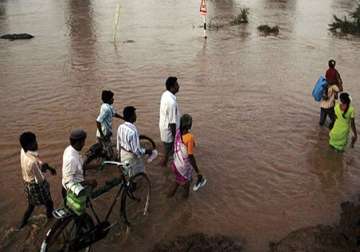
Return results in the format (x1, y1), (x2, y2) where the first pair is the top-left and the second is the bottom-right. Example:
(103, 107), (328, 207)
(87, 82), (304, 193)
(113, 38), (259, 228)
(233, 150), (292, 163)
(95, 90), (123, 158)
(19, 132), (56, 229)
(319, 60), (343, 129)
(168, 114), (206, 198)
(329, 92), (357, 151)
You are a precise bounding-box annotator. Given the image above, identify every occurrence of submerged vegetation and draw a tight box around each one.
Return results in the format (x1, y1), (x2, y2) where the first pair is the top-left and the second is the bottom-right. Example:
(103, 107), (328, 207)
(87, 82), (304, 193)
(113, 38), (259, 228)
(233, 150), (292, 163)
(329, 2), (360, 35)
(257, 25), (279, 35)
(207, 7), (249, 30)
(207, 16), (227, 30)
(230, 8), (249, 25)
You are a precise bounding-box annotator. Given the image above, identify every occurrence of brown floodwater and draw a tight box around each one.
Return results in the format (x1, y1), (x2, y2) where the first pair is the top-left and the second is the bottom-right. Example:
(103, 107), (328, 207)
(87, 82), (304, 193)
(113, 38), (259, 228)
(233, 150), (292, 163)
(1, 0), (360, 251)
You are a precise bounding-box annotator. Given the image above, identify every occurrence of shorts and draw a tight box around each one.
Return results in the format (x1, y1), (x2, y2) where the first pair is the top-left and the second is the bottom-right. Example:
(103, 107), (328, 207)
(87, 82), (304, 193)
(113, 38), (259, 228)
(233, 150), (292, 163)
(24, 180), (53, 206)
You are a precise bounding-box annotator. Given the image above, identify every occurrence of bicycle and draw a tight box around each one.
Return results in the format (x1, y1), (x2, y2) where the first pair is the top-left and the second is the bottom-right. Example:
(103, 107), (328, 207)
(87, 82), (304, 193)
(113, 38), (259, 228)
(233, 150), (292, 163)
(84, 134), (156, 168)
(40, 160), (152, 252)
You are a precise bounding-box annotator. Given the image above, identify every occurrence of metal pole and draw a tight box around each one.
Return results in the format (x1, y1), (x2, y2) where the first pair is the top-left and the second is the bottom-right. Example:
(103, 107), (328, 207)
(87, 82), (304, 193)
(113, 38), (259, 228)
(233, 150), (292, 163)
(203, 15), (207, 39)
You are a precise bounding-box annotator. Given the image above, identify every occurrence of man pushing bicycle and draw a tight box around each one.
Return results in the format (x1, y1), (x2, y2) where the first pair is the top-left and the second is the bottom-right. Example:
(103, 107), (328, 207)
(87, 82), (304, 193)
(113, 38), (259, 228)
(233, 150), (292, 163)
(62, 129), (97, 205)
(117, 106), (158, 177)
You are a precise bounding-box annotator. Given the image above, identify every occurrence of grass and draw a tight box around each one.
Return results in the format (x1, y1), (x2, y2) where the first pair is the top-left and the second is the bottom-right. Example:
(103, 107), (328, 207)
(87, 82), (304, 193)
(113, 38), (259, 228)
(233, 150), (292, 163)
(230, 8), (250, 25)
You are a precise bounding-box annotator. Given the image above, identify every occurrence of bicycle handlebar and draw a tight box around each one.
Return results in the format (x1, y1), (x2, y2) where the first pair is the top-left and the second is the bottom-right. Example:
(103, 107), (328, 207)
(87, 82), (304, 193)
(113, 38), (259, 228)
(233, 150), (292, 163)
(99, 160), (128, 174)
(101, 161), (124, 166)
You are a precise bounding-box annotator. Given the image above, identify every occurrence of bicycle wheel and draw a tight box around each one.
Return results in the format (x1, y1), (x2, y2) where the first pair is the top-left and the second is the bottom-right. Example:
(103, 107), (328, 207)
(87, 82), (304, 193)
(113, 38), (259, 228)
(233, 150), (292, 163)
(139, 135), (156, 150)
(40, 213), (94, 252)
(121, 173), (151, 226)
(83, 143), (103, 169)
(84, 142), (118, 170)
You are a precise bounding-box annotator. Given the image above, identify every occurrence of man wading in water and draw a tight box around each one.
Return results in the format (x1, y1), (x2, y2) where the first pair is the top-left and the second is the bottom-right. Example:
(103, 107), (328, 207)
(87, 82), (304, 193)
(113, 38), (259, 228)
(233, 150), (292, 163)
(84, 90), (123, 166)
(159, 77), (180, 167)
(117, 106), (156, 176)
(62, 129), (98, 203)
(18, 132), (56, 229)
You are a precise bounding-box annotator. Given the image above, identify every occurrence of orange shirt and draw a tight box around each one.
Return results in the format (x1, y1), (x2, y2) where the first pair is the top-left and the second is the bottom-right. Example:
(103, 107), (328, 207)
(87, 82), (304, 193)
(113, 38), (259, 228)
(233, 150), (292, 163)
(182, 133), (195, 155)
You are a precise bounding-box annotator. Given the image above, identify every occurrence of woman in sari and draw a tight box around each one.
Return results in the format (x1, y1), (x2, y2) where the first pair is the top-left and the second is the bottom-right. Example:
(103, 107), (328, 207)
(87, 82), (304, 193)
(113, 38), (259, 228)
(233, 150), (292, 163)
(167, 114), (206, 198)
(329, 92), (357, 151)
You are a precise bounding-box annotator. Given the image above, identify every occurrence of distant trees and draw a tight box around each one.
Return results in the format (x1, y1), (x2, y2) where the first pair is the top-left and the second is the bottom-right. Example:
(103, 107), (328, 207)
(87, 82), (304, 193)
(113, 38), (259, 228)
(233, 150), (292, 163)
(329, 2), (360, 35)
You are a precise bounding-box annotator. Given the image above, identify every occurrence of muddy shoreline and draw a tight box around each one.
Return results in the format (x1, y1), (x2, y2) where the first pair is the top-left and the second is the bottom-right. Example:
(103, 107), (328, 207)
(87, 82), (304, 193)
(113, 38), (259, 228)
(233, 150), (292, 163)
(269, 200), (360, 252)
(3, 199), (359, 251)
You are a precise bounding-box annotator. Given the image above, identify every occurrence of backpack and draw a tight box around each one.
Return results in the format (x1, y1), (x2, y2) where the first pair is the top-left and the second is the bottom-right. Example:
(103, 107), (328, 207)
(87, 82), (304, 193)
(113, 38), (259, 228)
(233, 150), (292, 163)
(312, 75), (328, 102)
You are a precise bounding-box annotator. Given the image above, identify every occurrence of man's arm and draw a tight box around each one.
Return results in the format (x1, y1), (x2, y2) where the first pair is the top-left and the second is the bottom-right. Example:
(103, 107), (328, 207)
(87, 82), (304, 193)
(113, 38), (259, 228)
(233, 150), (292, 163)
(114, 113), (124, 120)
(33, 162), (44, 183)
(96, 121), (105, 138)
(40, 163), (56, 175)
(169, 123), (176, 140)
(336, 70), (343, 91)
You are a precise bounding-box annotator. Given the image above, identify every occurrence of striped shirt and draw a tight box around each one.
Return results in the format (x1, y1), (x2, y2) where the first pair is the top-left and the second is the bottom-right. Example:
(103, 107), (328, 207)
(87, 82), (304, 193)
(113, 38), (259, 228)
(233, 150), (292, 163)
(117, 122), (145, 157)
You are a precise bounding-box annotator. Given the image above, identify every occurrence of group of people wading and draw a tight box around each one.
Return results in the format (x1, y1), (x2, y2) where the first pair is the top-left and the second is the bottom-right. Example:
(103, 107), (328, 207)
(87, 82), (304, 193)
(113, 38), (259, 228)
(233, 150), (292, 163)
(319, 59), (357, 151)
(17, 63), (357, 231)
(18, 76), (207, 230)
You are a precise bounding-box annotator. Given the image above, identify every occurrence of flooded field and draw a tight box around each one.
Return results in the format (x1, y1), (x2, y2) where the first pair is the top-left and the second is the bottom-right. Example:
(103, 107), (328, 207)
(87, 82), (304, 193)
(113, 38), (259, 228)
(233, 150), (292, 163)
(1, 0), (360, 251)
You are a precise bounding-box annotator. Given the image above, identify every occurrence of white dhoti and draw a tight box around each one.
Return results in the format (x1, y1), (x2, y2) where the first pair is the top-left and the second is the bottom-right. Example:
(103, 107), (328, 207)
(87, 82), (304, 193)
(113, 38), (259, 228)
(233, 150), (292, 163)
(120, 150), (145, 177)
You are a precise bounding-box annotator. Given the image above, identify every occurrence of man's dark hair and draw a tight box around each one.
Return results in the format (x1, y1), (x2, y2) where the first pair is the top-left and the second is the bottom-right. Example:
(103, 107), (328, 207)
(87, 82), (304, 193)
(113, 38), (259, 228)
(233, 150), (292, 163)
(101, 90), (114, 103)
(165, 77), (178, 90)
(123, 106), (136, 121)
(19, 132), (36, 152)
(70, 138), (85, 146)
(328, 59), (336, 68)
(69, 128), (87, 146)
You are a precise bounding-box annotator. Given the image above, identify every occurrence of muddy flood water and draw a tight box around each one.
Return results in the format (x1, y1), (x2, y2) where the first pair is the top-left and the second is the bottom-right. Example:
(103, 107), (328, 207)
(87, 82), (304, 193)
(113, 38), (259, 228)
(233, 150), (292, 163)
(1, 0), (360, 251)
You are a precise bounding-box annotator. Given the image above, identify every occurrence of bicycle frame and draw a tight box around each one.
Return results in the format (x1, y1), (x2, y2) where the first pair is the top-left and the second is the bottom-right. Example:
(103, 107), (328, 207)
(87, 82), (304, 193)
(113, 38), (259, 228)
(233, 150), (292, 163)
(88, 161), (128, 225)
(41, 158), (152, 251)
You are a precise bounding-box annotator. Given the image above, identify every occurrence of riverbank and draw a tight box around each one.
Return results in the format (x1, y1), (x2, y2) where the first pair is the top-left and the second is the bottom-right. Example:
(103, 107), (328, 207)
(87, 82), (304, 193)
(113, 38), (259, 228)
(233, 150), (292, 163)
(2, 199), (360, 251)
(270, 200), (360, 251)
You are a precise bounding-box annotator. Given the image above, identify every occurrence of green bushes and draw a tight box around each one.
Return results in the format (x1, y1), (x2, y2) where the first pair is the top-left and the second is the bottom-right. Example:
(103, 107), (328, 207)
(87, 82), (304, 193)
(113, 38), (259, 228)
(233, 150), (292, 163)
(230, 8), (250, 25)
(329, 2), (360, 34)
(257, 25), (279, 35)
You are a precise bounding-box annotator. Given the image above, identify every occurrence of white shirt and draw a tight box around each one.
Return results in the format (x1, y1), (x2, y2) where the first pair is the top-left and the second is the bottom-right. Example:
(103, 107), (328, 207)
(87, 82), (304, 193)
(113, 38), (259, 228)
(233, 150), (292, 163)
(96, 103), (116, 138)
(159, 90), (180, 143)
(20, 149), (44, 183)
(117, 122), (145, 157)
(62, 145), (84, 188)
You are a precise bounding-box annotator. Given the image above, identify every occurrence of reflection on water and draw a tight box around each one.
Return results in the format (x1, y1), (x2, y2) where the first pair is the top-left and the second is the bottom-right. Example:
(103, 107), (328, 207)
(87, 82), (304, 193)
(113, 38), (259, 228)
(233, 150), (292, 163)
(67, 0), (96, 72)
(1, 0), (360, 251)
(0, 1), (8, 36)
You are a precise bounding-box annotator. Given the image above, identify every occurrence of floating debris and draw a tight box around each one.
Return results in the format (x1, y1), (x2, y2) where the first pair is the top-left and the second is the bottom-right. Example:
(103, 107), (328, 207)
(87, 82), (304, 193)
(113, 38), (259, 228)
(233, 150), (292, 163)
(257, 25), (279, 35)
(123, 40), (135, 43)
(0, 33), (34, 40)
